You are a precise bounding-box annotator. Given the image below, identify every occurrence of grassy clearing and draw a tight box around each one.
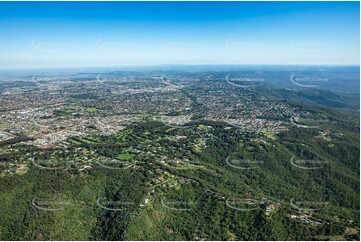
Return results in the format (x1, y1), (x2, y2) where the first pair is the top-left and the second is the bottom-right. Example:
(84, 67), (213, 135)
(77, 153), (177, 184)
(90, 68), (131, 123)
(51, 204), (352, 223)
(117, 153), (135, 161)
(0, 123), (9, 129)
(86, 108), (98, 112)
(261, 130), (277, 140)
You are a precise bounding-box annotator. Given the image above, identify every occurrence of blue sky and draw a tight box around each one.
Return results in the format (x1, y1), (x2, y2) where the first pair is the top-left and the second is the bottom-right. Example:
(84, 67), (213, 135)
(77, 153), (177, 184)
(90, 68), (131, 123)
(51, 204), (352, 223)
(0, 1), (359, 69)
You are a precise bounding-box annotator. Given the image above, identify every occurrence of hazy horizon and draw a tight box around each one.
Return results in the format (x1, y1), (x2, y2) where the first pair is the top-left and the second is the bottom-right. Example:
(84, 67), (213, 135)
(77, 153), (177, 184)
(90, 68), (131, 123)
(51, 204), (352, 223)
(0, 1), (359, 69)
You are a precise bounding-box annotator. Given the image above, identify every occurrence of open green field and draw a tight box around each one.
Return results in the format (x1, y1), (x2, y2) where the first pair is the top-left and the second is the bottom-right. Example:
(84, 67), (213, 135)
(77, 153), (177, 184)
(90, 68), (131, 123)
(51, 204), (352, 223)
(116, 152), (136, 161)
